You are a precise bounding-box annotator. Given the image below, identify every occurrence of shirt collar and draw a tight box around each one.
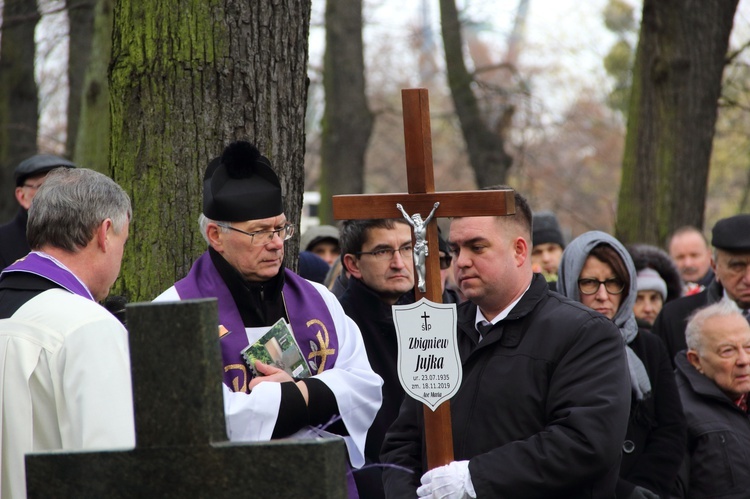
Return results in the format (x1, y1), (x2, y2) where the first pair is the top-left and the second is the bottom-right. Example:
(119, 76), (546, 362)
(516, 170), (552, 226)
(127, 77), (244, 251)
(475, 282), (531, 332)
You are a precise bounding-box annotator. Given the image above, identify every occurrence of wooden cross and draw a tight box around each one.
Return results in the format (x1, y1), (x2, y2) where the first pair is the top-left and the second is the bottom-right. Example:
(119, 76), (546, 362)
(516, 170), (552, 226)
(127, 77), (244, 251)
(332, 88), (515, 469)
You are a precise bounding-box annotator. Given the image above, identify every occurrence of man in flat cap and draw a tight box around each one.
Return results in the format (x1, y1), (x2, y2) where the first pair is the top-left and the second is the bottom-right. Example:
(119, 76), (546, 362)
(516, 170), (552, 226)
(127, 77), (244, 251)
(155, 141), (381, 497)
(653, 214), (750, 366)
(0, 154), (76, 271)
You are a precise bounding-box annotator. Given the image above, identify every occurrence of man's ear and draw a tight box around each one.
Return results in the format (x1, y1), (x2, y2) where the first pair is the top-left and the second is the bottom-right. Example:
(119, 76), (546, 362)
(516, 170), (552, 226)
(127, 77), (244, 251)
(343, 253), (362, 279)
(206, 223), (224, 251)
(97, 219), (112, 251)
(15, 187), (31, 210)
(514, 236), (529, 267)
(687, 349), (703, 373)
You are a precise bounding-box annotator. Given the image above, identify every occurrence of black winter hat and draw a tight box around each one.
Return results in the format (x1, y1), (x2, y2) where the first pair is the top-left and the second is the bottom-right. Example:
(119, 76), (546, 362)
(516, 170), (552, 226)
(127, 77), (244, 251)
(14, 154), (76, 186)
(202, 141), (283, 222)
(532, 211), (565, 248)
(712, 214), (750, 252)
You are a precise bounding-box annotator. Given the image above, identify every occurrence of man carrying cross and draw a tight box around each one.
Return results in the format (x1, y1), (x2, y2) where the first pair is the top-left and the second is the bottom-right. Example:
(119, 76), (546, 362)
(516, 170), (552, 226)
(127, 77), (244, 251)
(381, 189), (632, 498)
(155, 141), (382, 497)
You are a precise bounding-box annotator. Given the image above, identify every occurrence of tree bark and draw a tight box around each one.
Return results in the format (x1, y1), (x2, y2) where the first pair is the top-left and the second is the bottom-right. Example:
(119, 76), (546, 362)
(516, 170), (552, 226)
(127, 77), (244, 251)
(66, 0), (96, 157)
(439, 0), (512, 188)
(73, 0), (112, 172)
(0, 0), (40, 220)
(616, 0), (739, 245)
(317, 0), (372, 225)
(110, 0), (311, 301)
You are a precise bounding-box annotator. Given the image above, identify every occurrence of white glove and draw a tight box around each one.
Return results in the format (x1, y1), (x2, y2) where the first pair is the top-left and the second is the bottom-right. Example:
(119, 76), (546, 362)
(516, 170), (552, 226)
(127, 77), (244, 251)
(417, 460), (476, 499)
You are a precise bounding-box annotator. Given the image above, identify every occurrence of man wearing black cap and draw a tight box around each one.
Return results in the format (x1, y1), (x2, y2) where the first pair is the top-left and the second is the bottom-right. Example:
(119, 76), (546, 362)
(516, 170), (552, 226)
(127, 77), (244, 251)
(154, 141), (381, 495)
(653, 214), (750, 366)
(531, 211), (565, 291)
(0, 154), (76, 271)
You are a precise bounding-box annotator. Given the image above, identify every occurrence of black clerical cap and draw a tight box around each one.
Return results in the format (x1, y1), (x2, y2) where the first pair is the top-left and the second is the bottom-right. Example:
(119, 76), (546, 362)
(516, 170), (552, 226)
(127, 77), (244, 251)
(14, 154), (76, 186)
(712, 214), (750, 252)
(202, 141), (283, 222)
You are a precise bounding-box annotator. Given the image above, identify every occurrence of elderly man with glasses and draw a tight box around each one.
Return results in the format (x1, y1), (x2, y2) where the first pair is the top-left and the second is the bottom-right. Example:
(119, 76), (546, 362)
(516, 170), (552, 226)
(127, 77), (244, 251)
(155, 141), (381, 498)
(0, 154), (76, 271)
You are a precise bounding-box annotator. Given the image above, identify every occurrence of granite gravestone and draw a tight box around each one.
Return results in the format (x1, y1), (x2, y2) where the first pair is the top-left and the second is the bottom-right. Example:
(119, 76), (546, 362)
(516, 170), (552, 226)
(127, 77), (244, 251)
(25, 298), (348, 498)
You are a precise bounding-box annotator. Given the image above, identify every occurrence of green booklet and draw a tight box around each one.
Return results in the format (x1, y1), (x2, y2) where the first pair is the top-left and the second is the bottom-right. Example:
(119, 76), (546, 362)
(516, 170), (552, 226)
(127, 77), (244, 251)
(241, 318), (311, 379)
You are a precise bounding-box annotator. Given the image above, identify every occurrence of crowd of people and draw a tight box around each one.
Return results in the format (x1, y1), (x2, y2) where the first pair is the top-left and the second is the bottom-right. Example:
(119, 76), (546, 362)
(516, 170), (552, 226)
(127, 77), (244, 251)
(1, 143), (750, 499)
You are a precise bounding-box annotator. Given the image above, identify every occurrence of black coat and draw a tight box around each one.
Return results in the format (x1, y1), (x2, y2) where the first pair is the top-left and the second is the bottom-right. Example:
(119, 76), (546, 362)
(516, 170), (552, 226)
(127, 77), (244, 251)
(652, 280), (723, 367)
(381, 275), (632, 498)
(339, 277), (412, 499)
(616, 330), (686, 498)
(673, 353), (750, 498)
(0, 209), (29, 271)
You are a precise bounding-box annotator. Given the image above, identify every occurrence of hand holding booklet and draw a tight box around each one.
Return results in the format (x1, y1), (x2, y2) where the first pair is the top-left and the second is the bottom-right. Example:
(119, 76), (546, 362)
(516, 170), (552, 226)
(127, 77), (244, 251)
(241, 318), (311, 379)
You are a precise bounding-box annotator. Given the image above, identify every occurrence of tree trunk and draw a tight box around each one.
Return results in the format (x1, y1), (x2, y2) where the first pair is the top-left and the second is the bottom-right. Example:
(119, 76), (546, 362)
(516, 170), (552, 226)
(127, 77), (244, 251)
(66, 0), (96, 157)
(0, 0), (40, 220)
(616, 0), (738, 245)
(439, 0), (512, 188)
(110, 0), (310, 301)
(318, 0), (372, 225)
(72, 0), (112, 172)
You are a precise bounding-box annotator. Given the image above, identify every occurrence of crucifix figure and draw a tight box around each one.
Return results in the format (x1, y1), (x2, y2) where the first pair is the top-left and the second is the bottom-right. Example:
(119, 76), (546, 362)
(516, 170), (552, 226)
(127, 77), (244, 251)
(397, 201), (440, 292)
(333, 88), (515, 469)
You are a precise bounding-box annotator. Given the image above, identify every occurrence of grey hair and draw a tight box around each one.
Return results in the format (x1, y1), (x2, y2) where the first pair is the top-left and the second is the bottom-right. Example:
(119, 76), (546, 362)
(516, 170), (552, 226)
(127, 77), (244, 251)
(198, 213), (229, 245)
(27, 168), (131, 252)
(685, 299), (744, 353)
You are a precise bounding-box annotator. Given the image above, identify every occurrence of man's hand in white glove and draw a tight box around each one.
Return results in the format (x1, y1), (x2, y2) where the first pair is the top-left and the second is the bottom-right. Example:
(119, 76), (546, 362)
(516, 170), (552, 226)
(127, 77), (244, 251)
(417, 460), (477, 499)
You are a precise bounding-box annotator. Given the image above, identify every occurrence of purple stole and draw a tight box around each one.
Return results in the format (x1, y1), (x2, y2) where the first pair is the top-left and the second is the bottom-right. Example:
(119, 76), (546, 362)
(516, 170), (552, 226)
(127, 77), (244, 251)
(174, 252), (339, 391)
(1, 251), (94, 301)
(176, 253), (358, 499)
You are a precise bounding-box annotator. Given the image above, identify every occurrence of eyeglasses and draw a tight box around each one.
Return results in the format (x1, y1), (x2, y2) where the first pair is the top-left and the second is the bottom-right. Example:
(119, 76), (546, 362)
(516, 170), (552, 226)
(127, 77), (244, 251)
(217, 222), (294, 246)
(578, 278), (625, 295)
(356, 245), (413, 261)
(22, 182), (44, 190)
(439, 255), (452, 270)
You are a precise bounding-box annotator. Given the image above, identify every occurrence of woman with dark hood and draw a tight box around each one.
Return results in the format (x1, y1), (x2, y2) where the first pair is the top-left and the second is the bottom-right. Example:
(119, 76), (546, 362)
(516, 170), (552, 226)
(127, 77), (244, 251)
(558, 231), (686, 499)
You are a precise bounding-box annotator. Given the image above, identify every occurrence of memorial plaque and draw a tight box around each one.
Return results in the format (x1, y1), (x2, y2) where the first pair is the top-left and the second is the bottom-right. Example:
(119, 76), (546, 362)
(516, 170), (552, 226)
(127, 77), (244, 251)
(393, 298), (461, 410)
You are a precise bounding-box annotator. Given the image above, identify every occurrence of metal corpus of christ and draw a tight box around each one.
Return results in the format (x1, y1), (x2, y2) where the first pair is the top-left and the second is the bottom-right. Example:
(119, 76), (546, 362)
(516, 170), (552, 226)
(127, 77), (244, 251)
(332, 88), (515, 469)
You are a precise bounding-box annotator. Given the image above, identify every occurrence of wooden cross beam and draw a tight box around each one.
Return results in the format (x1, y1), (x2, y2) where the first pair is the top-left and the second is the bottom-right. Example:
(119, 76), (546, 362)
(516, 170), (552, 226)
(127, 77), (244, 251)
(333, 88), (515, 469)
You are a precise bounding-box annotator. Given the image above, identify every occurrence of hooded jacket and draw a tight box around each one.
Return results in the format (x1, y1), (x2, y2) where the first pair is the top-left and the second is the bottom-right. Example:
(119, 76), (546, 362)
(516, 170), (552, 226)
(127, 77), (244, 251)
(557, 231), (686, 498)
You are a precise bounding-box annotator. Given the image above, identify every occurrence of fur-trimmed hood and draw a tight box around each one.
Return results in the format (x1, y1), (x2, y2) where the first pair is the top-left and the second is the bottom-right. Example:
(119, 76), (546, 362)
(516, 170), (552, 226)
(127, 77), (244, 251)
(626, 243), (683, 303)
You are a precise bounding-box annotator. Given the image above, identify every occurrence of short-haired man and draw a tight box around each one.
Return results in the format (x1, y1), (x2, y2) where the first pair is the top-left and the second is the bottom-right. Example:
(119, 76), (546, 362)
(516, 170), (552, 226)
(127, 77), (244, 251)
(654, 215), (750, 366)
(0, 154), (76, 271)
(381, 190), (631, 497)
(668, 226), (714, 294)
(673, 300), (750, 497)
(338, 218), (415, 499)
(0, 168), (134, 498)
(154, 141), (381, 496)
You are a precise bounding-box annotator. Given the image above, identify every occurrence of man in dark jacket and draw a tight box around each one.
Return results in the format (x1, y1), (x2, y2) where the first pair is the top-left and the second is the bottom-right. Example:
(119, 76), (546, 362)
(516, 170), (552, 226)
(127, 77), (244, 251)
(381, 190), (631, 498)
(653, 214), (750, 366)
(673, 300), (750, 498)
(338, 217), (415, 499)
(0, 154), (76, 271)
